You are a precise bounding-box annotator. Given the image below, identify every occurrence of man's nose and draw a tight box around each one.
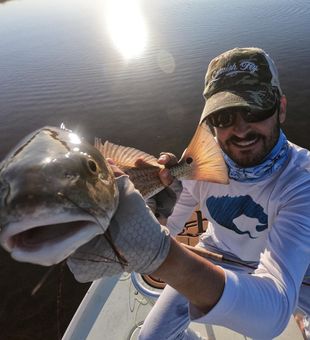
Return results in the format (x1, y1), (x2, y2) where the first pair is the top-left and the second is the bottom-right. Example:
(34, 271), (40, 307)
(232, 113), (251, 136)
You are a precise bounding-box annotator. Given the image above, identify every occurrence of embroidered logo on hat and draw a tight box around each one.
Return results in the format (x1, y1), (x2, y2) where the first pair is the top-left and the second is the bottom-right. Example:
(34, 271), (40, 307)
(211, 61), (259, 82)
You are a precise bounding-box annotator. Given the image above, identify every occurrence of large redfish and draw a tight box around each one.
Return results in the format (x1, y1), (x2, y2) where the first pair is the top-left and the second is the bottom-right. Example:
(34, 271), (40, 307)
(0, 124), (228, 266)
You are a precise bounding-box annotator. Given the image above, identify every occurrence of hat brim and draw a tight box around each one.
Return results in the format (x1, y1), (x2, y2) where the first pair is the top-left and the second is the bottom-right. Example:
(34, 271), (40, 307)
(200, 87), (277, 124)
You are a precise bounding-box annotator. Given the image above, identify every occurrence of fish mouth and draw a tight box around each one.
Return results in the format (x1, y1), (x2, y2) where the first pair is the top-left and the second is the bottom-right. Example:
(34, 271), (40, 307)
(0, 217), (104, 266)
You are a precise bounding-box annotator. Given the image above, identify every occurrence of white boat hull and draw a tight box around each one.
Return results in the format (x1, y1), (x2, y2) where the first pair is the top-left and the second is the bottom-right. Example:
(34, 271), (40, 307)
(62, 273), (302, 340)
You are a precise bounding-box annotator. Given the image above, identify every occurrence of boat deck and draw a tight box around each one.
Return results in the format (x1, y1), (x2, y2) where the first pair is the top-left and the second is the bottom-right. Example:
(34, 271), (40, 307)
(62, 274), (302, 340)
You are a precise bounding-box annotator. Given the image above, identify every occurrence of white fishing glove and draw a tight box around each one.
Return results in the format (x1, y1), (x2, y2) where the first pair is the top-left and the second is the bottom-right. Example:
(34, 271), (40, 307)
(67, 175), (171, 283)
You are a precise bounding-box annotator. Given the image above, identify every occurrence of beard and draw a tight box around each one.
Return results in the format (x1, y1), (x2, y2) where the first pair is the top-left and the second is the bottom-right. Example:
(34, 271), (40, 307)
(219, 120), (281, 168)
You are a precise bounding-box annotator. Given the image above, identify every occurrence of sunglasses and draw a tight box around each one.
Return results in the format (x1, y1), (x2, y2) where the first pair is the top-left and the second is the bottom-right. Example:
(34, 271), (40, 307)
(206, 101), (279, 128)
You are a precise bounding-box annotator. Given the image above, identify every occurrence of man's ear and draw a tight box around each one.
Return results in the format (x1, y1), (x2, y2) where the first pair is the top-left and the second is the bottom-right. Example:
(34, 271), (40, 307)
(279, 95), (287, 124)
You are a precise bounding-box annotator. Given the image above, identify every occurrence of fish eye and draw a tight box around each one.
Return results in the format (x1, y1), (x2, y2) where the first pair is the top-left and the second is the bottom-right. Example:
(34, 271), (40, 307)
(87, 159), (98, 174)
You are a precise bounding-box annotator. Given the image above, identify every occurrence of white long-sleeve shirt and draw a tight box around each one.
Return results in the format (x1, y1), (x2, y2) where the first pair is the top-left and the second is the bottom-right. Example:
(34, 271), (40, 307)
(167, 141), (310, 338)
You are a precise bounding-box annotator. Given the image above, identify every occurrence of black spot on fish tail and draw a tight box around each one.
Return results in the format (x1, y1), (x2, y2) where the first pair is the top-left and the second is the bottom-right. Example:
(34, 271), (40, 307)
(186, 157), (193, 164)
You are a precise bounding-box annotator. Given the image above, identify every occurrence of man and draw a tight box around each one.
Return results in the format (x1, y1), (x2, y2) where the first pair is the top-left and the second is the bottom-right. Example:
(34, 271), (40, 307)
(67, 48), (310, 339)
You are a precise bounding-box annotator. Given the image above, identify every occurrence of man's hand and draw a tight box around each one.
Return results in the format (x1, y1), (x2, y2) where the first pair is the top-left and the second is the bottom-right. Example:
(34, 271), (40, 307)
(145, 152), (183, 224)
(157, 152), (178, 186)
(67, 162), (171, 283)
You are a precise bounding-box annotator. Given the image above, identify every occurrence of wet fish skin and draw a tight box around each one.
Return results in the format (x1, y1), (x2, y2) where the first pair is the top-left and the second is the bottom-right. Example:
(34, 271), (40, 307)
(0, 126), (118, 266)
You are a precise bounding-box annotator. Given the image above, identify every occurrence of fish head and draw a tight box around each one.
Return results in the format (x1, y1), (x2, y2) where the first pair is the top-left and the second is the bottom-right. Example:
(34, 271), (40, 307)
(0, 126), (118, 266)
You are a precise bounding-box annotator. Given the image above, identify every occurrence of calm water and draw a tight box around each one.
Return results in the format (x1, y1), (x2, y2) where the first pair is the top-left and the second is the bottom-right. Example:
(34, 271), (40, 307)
(1, 0), (310, 338)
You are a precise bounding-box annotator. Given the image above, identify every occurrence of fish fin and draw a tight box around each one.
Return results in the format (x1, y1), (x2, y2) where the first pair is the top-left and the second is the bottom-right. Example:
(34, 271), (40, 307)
(94, 139), (161, 170)
(95, 139), (165, 199)
(181, 123), (229, 184)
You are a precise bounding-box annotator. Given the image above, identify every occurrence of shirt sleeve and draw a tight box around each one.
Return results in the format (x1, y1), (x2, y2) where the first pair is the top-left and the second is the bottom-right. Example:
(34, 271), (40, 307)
(166, 181), (199, 237)
(189, 179), (310, 338)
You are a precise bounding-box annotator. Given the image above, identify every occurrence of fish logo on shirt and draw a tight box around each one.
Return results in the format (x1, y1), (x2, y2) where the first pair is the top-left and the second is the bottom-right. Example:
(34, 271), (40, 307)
(206, 195), (268, 239)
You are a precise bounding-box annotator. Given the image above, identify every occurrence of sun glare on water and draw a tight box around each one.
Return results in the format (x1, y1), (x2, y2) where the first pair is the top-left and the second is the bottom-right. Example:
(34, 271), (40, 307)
(104, 0), (148, 59)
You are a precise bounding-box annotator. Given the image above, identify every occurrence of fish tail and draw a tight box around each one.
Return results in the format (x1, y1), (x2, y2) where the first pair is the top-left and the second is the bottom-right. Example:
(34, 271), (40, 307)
(180, 123), (229, 184)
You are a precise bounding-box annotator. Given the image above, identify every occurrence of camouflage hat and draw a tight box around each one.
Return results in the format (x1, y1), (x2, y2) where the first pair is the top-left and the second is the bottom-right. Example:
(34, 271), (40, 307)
(200, 47), (282, 123)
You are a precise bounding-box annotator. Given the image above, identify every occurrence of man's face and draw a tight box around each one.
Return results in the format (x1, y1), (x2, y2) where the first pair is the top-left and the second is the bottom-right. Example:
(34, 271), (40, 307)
(213, 97), (287, 167)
